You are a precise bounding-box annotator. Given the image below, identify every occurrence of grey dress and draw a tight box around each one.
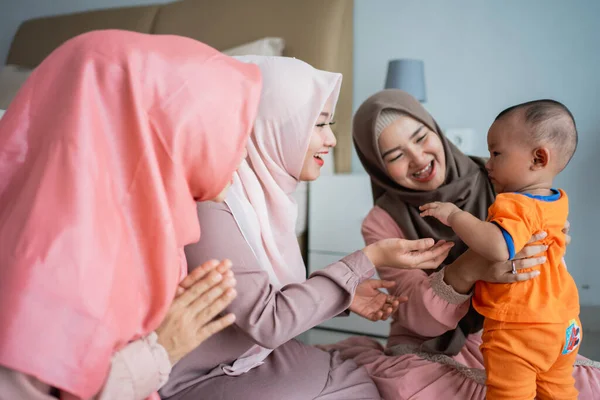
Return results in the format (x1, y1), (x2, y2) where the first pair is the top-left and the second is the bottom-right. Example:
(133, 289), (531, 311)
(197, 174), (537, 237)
(159, 201), (381, 400)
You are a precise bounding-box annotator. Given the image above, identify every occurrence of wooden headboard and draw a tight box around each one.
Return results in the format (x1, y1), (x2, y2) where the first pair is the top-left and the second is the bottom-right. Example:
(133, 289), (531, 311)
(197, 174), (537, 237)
(5, 0), (354, 173)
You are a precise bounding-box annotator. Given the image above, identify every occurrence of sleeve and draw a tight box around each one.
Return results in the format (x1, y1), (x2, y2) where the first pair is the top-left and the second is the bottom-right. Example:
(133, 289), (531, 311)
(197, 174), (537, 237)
(184, 201), (376, 350)
(362, 206), (471, 337)
(488, 194), (539, 259)
(95, 333), (171, 400)
(0, 334), (171, 400)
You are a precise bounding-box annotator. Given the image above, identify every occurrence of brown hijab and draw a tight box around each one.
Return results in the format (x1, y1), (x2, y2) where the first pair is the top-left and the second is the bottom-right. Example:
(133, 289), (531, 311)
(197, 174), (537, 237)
(353, 89), (495, 355)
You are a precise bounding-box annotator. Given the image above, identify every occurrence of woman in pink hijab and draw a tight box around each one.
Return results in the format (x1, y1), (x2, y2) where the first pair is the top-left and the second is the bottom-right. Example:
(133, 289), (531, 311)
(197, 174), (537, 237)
(160, 56), (454, 400)
(0, 30), (261, 399)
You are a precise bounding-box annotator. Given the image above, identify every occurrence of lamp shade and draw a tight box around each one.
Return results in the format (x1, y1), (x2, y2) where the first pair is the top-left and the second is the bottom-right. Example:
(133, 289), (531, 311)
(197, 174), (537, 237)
(384, 59), (427, 102)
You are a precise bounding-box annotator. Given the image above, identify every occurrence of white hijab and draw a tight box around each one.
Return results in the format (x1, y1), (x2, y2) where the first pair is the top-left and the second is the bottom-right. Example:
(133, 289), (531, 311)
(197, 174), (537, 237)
(220, 56), (342, 375)
(226, 56), (342, 288)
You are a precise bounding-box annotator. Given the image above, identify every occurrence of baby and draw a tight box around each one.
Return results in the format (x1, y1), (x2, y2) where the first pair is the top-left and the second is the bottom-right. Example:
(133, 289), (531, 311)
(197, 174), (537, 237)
(420, 100), (580, 399)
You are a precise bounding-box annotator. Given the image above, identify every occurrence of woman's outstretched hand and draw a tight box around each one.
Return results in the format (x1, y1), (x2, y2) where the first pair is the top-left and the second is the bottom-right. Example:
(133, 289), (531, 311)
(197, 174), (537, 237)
(350, 279), (404, 321)
(363, 238), (454, 270)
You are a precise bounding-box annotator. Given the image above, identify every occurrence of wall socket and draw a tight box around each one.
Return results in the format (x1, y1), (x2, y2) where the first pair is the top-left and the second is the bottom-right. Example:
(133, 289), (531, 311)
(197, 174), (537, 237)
(445, 128), (476, 155)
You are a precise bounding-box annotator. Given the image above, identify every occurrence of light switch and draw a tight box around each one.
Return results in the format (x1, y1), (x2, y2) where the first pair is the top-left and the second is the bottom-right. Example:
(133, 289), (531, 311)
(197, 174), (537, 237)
(445, 128), (475, 155)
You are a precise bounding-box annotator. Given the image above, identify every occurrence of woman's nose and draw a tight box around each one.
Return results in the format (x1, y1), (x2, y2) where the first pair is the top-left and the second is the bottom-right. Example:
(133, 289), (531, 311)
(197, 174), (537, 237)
(324, 126), (337, 148)
(408, 147), (427, 166)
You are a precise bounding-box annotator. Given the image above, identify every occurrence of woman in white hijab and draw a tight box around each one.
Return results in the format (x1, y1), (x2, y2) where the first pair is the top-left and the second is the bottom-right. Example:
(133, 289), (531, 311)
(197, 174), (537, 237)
(160, 56), (453, 400)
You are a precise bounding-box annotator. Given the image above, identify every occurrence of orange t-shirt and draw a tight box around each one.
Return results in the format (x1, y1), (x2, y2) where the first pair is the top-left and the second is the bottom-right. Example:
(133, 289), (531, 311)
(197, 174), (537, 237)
(473, 189), (579, 323)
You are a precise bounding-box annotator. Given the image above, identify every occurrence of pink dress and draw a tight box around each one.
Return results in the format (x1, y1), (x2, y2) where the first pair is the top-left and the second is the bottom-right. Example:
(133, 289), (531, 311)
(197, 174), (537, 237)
(323, 206), (600, 400)
(159, 201), (381, 400)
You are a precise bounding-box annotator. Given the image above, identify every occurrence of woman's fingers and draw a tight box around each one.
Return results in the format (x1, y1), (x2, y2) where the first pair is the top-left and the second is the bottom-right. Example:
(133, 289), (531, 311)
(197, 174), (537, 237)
(563, 220), (571, 248)
(190, 276), (236, 311)
(177, 270), (225, 306)
(179, 259), (226, 291)
(175, 286), (186, 297)
(177, 267), (232, 299)
(389, 298), (401, 308)
(178, 259), (233, 303)
(215, 259), (233, 275)
(383, 294), (400, 311)
(426, 241), (452, 258)
(409, 242), (454, 268)
(500, 270), (540, 283)
(380, 307), (393, 320)
(430, 240), (448, 249)
(515, 256), (547, 270)
(373, 310), (383, 321)
(430, 246), (453, 265)
(515, 244), (547, 259)
(186, 259), (220, 281)
(194, 287), (237, 325)
(370, 280), (396, 289)
(195, 313), (237, 343)
(156, 264), (237, 365)
(397, 296), (409, 305)
(512, 231), (548, 259)
(525, 231), (547, 244)
(398, 238), (436, 252)
(563, 220), (571, 234)
(493, 256), (545, 283)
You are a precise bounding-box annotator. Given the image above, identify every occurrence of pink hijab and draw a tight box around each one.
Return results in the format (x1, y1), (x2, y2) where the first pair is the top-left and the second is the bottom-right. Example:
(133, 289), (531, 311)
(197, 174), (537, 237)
(0, 30), (261, 398)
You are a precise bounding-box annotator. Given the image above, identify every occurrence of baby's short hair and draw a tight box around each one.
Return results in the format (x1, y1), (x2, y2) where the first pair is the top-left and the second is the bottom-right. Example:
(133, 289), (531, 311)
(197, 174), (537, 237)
(495, 100), (577, 171)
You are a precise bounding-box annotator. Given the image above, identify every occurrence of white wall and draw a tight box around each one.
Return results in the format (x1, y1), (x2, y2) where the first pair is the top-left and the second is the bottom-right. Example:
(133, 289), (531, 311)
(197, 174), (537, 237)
(0, 0), (171, 65)
(354, 0), (600, 305)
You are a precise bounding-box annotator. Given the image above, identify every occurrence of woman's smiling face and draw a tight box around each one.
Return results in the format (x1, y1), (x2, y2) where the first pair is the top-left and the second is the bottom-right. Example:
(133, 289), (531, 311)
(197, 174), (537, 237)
(378, 115), (446, 191)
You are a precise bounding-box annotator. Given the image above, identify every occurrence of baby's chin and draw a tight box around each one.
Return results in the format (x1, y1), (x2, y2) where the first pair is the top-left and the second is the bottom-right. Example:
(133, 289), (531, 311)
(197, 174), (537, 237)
(492, 183), (511, 194)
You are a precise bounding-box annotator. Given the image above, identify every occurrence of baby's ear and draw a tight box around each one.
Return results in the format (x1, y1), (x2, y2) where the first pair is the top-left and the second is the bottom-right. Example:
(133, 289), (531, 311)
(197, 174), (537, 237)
(531, 147), (550, 170)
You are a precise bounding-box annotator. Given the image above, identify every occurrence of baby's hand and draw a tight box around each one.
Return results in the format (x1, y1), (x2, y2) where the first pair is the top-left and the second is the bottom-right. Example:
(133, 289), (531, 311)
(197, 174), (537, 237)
(419, 202), (461, 226)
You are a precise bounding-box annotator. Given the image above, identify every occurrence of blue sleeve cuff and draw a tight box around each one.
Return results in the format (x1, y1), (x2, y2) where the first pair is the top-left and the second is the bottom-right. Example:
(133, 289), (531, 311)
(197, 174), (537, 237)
(491, 221), (515, 259)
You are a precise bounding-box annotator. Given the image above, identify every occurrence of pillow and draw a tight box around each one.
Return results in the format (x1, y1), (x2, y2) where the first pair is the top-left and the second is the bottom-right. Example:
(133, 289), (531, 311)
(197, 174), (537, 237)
(222, 37), (285, 57)
(0, 65), (33, 110)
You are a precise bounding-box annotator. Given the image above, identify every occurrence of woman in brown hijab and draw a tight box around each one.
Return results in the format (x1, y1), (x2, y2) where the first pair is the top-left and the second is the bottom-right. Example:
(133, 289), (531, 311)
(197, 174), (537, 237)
(323, 89), (600, 399)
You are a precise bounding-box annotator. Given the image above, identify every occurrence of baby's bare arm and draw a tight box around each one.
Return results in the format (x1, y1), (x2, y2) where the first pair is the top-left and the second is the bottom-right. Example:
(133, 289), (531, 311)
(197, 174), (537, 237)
(420, 201), (510, 262)
(448, 211), (509, 262)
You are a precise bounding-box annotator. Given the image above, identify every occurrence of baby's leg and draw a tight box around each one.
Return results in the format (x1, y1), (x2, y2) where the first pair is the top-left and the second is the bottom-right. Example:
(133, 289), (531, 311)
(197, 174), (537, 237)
(481, 318), (538, 399)
(536, 318), (581, 400)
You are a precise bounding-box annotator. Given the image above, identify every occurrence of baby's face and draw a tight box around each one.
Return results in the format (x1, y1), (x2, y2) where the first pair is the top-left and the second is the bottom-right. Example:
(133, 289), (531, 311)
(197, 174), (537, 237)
(485, 115), (535, 193)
